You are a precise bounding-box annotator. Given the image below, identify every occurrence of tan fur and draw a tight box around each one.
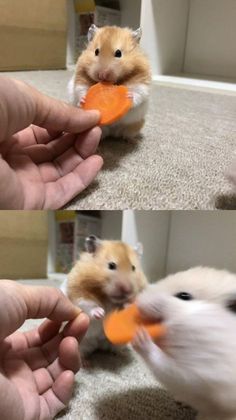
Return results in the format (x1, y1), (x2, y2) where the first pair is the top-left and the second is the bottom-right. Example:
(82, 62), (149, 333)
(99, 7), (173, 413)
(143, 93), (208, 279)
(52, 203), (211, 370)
(69, 26), (152, 141)
(67, 240), (147, 307)
(75, 26), (151, 87)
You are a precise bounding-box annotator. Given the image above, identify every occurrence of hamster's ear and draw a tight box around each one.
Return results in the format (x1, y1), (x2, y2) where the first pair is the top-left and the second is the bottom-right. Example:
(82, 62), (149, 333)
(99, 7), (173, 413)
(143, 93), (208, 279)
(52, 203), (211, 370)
(133, 242), (143, 258)
(85, 235), (101, 253)
(132, 27), (142, 43)
(88, 24), (98, 42)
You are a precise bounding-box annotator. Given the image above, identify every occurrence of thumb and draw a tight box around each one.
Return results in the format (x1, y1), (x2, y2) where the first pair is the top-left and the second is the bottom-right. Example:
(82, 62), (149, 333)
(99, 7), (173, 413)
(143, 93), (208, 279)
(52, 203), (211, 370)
(0, 77), (100, 143)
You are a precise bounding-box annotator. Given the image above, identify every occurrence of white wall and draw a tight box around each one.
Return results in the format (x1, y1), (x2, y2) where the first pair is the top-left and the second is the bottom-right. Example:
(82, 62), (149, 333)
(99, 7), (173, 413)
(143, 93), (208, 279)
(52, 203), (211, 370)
(184, 0), (236, 79)
(141, 0), (190, 75)
(121, 210), (236, 282)
(166, 211), (236, 275)
(139, 0), (236, 83)
(122, 210), (171, 282)
(120, 0), (141, 28)
(101, 211), (122, 240)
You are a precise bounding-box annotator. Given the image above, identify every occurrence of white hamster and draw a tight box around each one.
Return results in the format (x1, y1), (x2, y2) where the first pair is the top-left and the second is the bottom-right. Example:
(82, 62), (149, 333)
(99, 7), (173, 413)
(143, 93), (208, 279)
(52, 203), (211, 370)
(132, 266), (236, 420)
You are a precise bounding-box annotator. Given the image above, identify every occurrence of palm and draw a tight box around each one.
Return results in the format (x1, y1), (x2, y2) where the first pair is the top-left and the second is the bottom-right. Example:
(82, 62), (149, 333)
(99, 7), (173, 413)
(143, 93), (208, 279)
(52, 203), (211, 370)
(1, 321), (80, 420)
(1, 125), (102, 209)
(2, 350), (46, 420)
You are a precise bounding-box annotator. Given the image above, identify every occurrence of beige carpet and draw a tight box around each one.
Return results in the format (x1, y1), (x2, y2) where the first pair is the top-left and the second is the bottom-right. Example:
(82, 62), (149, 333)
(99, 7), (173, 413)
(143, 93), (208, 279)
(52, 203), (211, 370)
(2, 70), (236, 210)
(20, 318), (196, 420)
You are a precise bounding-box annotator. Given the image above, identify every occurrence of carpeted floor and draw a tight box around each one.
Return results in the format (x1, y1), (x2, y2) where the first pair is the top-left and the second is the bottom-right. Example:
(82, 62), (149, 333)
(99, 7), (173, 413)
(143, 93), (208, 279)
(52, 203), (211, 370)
(2, 70), (236, 210)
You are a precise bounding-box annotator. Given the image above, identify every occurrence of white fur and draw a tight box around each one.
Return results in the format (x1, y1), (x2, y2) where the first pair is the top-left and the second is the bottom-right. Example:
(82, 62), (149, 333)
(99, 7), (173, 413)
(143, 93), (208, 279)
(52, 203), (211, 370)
(103, 83), (150, 140)
(133, 267), (236, 420)
(61, 280), (118, 357)
(126, 83), (150, 108)
(67, 75), (89, 106)
(67, 75), (76, 104)
(75, 298), (108, 356)
(74, 298), (115, 357)
(60, 278), (68, 295)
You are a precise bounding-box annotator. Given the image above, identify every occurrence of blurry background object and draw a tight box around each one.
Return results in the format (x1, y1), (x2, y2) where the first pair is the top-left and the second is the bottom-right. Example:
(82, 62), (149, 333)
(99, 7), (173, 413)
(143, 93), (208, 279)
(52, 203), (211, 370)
(0, 210), (235, 282)
(54, 210), (102, 273)
(0, 0), (67, 71)
(0, 211), (48, 279)
(0, 0), (235, 88)
(48, 210), (122, 277)
(69, 0), (121, 64)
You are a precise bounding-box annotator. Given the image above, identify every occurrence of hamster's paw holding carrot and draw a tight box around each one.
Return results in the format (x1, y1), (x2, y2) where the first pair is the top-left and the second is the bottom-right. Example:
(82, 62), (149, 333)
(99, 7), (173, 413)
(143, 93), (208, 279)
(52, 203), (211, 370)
(90, 306), (105, 320)
(77, 96), (86, 108)
(132, 327), (153, 355)
(126, 84), (150, 108)
(73, 84), (89, 107)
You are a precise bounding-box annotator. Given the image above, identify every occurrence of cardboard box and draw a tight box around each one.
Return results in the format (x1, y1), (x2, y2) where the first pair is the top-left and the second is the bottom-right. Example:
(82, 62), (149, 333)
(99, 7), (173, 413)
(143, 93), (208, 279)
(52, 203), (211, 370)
(0, 211), (48, 279)
(0, 0), (67, 71)
(68, 0), (121, 64)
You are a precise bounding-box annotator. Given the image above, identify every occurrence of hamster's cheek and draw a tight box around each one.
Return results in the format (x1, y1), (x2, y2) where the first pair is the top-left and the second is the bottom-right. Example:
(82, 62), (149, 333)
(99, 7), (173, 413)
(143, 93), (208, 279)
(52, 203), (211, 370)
(167, 306), (233, 348)
(87, 64), (99, 82)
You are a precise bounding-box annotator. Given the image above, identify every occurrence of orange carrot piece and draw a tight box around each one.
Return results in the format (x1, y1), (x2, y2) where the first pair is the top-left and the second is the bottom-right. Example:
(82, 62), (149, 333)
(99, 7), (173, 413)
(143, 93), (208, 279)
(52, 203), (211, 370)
(82, 82), (132, 126)
(103, 303), (166, 345)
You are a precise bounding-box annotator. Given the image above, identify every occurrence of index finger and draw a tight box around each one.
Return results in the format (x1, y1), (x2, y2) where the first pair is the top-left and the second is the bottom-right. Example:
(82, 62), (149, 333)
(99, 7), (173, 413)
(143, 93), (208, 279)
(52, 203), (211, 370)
(0, 280), (81, 341)
(33, 89), (101, 134)
(22, 284), (82, 321)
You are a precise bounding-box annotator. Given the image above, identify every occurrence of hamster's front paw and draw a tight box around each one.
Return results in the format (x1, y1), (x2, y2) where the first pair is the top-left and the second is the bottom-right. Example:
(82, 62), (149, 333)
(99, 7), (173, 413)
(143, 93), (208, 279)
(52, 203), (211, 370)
(127, 91), (134, 102)
(77, 97), (86, 108)
(126, 89), (141, 108)
(132, 327), (153, 356)
(90, 306), (105, 320)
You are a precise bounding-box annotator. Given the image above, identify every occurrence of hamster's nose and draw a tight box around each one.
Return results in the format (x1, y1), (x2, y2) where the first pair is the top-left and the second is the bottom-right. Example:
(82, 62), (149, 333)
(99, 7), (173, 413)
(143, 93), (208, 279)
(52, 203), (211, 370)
(117, 283), (132, 296)
(98, 69), (112, 82)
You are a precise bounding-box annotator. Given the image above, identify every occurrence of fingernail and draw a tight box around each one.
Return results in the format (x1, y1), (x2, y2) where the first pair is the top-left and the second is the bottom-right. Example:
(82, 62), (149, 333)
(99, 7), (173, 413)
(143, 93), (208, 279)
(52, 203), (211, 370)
(78, 312), (90, 325)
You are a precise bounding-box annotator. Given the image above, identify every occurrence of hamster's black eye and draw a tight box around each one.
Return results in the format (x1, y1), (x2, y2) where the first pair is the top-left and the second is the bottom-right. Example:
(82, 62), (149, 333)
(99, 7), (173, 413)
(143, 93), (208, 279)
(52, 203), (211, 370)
(132, 265), (136, 271)
(115, 49), (122, 58)
(108, 262), (117, 270)
(175, 292), (193, 301)
(226, 299), (236, 313)
(95, 48), (100, 56)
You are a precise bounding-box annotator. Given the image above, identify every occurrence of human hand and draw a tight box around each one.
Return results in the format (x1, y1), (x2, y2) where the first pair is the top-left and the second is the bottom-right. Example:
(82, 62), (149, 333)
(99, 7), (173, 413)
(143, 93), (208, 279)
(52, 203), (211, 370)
(0, 77), (103, 209)
(0, 280), (89, 420)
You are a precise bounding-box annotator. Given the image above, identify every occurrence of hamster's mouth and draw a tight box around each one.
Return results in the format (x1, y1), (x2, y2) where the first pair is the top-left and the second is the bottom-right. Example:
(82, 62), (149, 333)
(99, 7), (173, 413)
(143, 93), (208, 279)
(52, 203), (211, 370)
(141, 312), (164, 324)
(109, 294), (134, 305)
(93, 71), (118, 85)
